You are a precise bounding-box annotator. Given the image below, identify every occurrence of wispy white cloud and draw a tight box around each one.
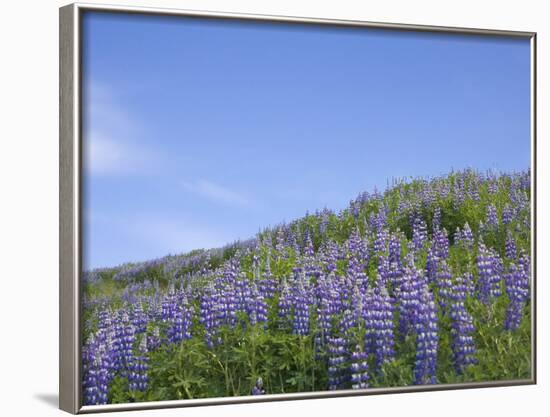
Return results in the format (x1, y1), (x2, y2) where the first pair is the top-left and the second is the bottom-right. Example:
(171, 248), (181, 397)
(83, 81), (160, 176)
(181, 179), (252, 207)
(126, 213), (230, 254)
(85, 133), (156, 176)
(85, 210), (236, 268)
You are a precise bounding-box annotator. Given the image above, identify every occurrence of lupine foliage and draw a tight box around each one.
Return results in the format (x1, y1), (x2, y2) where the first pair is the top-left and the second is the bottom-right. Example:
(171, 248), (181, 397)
(83, 169), (531, 404)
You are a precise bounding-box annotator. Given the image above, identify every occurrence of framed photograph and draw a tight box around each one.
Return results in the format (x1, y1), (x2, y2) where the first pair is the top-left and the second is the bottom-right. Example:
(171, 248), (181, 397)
(59, 2), (537, 414)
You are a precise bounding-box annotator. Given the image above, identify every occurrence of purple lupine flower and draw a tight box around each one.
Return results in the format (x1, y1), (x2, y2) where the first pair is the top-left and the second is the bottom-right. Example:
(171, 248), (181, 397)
(287, 228), (301, 256)
(374, 207), (388, 230)
(487, 178), (498, 195)
(278, 279), (293, 324)
(346, 230), (369, 290)
(426, 228), (448, 285)
(387, 257), (405, 296)
(119, 313), (136, 373)
(433, 228), (449, 260)
(449, 276), (477, 373)
(502, 204), (514, 225)
(303, 231), (315, 259)
(420, 184), (436, 207)
(412, 217), (428, 253)
(161, 291), (176, 322)
(504, 256), (530, 331)
(374, 227), (389, 253)
(199, 286), (219, 348)
(394, 264), (424, 338)
(377, 254), (391, 288)
(458, 222), (474, 250)
(247, 282), (268, 326)
(292, 282), (311, 336)
(453, 177), (466, 208)
(436, 261), (453, 310)
(520, 170), (531, 191)
(347, 228), (370, 268)
(301, 232), (322, 280)
(251, 377), (265, 395)
(316, 290), (334, 343)
(97, 308), (111, 327)
(258, 255), (277, 299)
(350, 200), (360, 219)
(454, 227), (462, 246)
(349, 347), (369, 389)
(344, 286), (365, 342)
(110, 318), (125, 374)
(425, 246), (438, 285)
(319, 209), (330, 236)
(367, 287), (395, 369)
(505, 231), (517, 260)
(275, 226), (289, 259)
(388, 232), (402, 267)
(218, 287), (238, 329)
(341, 307), (357, 336)
(320, 240), (340, 274)
(461, 272), (475, 298)
(486, 204), (499, 229)
(235, 272), (251, 314)
(147, 326), (161, 351)
(128, 337), (149, 392)
(477, 242), (503, 304)
(510, 187), (529, 215)
(163, 291), (193, 344)
(82, 335), (110, 405)
(169, 303), (193, 344)
(468, 179), (481, 201)
(413, 287), (439, 385)
(316, 273), (344, 343)
(438, 181), (451, 200)
(327, 336), (347, 390)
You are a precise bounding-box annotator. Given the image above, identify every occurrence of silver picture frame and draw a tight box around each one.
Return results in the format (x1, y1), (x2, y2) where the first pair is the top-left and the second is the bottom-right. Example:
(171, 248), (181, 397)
(59, 2), (537, 414)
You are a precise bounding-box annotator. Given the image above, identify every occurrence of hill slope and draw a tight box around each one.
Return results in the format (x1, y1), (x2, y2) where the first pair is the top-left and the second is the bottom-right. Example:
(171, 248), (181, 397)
(82, 168), (532, 405)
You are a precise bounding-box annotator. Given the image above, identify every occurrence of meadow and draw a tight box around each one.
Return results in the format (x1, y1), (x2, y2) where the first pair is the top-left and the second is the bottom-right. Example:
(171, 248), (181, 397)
(82, 169), (532, 405)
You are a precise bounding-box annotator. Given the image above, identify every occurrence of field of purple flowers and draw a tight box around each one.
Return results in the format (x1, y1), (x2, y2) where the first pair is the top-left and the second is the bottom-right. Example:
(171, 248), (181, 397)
(82, 169), (532, 405)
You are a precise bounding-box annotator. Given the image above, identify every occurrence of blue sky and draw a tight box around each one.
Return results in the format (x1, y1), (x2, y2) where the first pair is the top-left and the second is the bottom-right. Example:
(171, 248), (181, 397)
(82, 12), (531, 269)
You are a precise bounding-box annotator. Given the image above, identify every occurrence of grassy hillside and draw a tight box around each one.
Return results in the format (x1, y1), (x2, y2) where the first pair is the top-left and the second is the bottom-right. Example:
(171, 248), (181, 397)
(82, 169), (531, 405)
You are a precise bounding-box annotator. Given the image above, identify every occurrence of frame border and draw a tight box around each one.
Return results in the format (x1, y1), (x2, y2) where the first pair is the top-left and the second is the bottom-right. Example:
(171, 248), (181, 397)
(59, 2), (537, 414)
